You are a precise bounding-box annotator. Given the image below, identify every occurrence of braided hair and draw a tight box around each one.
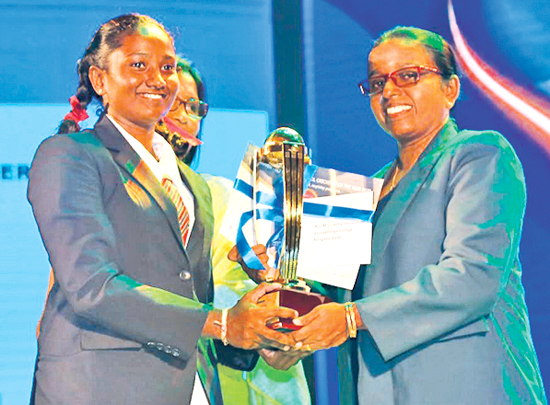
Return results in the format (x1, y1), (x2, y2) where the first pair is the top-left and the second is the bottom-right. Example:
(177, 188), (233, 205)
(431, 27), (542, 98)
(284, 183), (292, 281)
(58, 14), (173, 134)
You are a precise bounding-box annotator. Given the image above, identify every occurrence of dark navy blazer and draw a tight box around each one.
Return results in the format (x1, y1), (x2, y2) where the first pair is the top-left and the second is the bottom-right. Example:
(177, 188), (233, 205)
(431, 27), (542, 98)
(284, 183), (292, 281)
(28, 115), (215, 405)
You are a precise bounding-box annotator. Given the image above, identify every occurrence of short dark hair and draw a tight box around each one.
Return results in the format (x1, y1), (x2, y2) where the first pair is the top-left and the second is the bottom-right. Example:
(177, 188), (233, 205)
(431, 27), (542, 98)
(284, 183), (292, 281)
(372, 26), (459, 81)
(176, 56), (206, 107)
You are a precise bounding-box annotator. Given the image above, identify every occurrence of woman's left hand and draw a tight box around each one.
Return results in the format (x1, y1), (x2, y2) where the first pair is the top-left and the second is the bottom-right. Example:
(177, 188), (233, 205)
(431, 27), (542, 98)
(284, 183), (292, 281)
(226, 282), (298, 351)
(290, 302), (349, 351)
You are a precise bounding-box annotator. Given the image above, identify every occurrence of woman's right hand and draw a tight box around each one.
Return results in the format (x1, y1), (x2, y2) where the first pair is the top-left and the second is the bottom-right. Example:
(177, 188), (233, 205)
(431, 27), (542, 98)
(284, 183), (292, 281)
(290, 302), (351, 351)
(226, 282), (298, 351)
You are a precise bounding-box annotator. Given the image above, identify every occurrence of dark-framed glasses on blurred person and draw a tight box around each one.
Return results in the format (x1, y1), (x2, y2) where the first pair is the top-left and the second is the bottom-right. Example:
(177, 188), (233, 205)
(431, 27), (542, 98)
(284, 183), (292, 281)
(170, 97), (209, 119)
(358, 65), (441, 96)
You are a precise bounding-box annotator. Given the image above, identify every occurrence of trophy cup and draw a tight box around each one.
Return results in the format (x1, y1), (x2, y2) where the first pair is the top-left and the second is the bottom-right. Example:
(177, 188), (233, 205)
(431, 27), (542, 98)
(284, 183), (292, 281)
(254, 127), (331, 331)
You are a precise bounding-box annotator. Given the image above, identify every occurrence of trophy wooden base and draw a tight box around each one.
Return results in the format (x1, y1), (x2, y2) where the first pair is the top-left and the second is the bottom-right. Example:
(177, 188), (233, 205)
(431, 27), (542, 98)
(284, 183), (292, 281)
(259, 286), (331, 331)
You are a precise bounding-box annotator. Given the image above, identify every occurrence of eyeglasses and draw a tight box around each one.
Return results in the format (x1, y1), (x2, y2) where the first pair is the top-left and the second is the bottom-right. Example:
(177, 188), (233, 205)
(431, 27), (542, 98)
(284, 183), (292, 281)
(169, 97), (208, 119)
(358, 65), (441, 96)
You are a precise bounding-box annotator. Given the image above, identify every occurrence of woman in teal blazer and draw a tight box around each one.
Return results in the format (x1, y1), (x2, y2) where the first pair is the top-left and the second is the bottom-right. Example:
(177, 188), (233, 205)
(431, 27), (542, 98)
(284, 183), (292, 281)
(288, 26), (547, 404)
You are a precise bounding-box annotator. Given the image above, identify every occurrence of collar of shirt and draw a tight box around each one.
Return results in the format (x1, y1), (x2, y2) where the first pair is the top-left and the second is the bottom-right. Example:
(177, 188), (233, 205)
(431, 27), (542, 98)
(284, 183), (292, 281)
(106, 115), (195, 232)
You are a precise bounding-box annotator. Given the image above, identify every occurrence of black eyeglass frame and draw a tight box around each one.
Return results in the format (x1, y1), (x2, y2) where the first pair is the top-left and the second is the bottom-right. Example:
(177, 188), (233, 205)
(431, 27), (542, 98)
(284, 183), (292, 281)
(358, 65), (441, 96)
(169, 97), (209, 119)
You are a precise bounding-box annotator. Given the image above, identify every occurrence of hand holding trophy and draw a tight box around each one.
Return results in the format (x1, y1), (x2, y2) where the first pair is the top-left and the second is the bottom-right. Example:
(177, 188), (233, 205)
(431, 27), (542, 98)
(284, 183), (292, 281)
(250, 128), (331, 331)
(223, 126), (381, 351)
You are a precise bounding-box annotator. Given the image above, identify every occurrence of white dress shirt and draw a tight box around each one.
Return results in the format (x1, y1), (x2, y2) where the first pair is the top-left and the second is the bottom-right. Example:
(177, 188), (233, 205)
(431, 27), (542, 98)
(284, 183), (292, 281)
(106, 115), (196, 232)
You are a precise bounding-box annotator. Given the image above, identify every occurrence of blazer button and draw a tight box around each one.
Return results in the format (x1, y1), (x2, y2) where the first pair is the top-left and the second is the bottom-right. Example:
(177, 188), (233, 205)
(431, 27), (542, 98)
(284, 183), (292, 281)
(179, 270), (192, 281)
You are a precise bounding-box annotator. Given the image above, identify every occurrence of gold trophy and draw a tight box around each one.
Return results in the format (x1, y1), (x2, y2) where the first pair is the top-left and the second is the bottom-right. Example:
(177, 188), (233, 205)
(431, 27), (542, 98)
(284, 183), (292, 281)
(255, 127), (331, 331)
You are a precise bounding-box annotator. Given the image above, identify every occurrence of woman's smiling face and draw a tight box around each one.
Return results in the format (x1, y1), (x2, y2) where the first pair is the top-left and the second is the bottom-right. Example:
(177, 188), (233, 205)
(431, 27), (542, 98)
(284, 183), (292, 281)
(90, 25), (179, 134)
(368, 39), (458, 146)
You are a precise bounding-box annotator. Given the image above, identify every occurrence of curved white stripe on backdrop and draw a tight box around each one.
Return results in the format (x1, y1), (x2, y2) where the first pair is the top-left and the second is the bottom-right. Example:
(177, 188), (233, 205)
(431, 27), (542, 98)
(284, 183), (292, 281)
(448, 0), (550, 156)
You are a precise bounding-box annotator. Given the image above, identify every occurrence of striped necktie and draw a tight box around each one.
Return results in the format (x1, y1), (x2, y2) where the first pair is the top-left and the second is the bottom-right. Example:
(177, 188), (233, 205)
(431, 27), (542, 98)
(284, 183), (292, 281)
(161, 176), (191, 247)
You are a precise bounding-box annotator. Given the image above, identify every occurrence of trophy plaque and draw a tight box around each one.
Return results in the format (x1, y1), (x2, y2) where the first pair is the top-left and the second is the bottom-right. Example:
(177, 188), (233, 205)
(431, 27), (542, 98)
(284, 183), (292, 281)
(255, 128), (331, 331)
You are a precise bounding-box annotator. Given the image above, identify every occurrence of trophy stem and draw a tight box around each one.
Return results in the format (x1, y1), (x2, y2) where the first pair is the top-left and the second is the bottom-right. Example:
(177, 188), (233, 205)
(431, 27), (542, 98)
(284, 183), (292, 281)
(281, 142), (305, 282)
(255, 127), (331, 333)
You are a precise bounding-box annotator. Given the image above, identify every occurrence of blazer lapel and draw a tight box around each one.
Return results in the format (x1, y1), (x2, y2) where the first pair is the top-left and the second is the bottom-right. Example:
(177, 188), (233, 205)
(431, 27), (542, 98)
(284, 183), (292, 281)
(93, 116), (189, 259)
(371, 120), (458, 264)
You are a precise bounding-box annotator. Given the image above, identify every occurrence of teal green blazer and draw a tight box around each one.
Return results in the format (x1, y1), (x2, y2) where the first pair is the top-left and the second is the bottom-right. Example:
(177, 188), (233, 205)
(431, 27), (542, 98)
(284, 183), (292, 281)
(338, 120), (547, 404)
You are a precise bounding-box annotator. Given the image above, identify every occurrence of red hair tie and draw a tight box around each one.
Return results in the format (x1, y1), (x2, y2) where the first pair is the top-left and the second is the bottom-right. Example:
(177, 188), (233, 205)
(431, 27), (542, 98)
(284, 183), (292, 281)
(63, 95), (89, 123)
